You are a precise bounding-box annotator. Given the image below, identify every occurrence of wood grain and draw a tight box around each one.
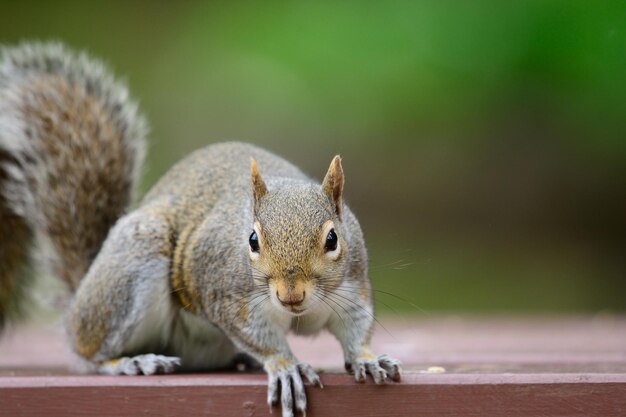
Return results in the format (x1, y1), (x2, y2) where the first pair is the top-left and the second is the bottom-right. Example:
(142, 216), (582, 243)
(1, 373), (625, 417)
(1, 316), (625, 417)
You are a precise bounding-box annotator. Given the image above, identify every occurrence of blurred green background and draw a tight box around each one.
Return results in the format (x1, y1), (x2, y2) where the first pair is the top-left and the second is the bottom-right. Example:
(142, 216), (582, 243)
(1, 1), (624, 313)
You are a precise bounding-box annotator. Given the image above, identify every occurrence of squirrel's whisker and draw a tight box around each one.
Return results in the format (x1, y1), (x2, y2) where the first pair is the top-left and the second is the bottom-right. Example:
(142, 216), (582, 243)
(311, 292), (349, 334)
(317, 285), (397, 340)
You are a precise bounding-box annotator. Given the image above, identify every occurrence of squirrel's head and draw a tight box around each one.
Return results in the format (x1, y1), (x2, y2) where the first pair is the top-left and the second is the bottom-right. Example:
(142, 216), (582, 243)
(247, 156), (347, 316)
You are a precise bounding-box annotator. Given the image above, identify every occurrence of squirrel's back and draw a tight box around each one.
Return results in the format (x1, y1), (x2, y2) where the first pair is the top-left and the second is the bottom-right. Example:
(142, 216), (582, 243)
(143, 142), (309, 222)
(0, 42), (146, 325)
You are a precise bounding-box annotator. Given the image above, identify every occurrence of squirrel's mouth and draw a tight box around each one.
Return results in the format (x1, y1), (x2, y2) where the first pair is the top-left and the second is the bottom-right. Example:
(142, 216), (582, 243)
(277, 304), (308, 316)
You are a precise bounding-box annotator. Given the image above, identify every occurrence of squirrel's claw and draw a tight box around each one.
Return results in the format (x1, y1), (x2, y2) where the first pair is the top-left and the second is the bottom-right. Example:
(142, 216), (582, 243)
(98, 354), (181, 375)
(266, 359), (321, 417)
(267, 372), (280, 406)
(349, 354), (402, 384)
(365, 360), (388, 384)
(378, 354), (402, 382)
(353, 360), (367, 383)
(298, 362), (324, 388)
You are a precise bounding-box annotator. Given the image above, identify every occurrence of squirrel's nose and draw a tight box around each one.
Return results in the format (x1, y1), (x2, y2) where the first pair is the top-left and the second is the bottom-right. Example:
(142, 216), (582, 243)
(277, 290), (305, 306)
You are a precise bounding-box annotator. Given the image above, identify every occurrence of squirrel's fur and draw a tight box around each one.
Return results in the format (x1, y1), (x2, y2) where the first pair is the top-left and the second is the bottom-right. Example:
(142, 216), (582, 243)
(0, 42), (400, 417)
(0, 42), (146, 325)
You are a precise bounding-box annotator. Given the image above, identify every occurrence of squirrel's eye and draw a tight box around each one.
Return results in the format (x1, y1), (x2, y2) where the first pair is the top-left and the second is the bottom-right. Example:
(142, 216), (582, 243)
(325, 228), (338, 252)
(249, 231), (260, 253)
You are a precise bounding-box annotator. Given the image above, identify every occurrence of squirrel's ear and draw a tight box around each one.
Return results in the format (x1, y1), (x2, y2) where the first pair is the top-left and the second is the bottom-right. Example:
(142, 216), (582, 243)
(250, 158), (268, 205)
(322, 155), (344, 218)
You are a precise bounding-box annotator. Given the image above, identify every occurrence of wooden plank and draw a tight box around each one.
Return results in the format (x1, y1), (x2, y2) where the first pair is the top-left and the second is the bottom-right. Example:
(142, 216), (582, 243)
(1, 373), (625, 417)
(1, 316), (625, 416)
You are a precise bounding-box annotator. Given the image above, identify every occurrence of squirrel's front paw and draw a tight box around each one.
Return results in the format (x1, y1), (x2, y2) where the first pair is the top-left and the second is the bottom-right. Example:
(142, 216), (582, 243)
(98, 354), (181, 375)
(265, 357), (322, 417)
(347, 353), (402, 384)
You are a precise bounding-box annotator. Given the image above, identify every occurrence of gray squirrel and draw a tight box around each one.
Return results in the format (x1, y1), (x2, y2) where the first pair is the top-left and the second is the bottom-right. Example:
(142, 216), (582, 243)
(0, 42), (401, 417)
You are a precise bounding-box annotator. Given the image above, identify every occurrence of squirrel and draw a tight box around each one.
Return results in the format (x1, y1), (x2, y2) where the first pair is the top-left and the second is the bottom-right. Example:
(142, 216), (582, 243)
(0, 42), (402, 417)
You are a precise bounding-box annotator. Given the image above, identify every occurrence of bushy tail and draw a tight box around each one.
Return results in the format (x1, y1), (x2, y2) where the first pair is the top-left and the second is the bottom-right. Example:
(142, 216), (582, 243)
(0, 42), (147, 326)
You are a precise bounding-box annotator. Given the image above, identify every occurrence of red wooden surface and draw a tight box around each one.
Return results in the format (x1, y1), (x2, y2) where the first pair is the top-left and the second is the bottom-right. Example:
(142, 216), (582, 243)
(1, 316), (625, 417)
(1, 373), (625, 417)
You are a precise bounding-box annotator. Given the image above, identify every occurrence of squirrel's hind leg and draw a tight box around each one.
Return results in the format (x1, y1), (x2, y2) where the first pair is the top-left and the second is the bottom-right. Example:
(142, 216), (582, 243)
(68, 207), (179, 373)
(98, 354), (181, 375)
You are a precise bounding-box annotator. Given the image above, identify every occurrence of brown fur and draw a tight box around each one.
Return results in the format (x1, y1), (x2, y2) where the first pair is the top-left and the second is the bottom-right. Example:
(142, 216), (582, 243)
(19, 74), (135, 289)
(0, 42), (146, 326)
